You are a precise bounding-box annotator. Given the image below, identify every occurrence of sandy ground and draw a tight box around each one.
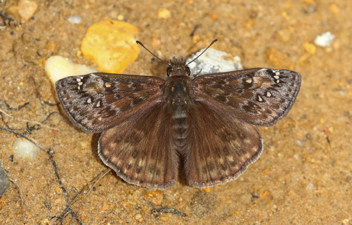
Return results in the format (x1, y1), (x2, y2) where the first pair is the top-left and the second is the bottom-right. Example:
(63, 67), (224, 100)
(0, 0), (351, 224)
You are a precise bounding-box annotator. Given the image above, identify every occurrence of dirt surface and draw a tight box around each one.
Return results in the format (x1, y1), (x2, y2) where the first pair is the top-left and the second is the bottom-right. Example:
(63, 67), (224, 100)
(0, 0), (351, 224)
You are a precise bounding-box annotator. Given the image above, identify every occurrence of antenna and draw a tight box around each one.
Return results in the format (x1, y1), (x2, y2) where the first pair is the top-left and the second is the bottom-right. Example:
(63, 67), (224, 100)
(186, 39), (218, 65)
(136, 39), (218, 66)
(136, 41), (170, 66)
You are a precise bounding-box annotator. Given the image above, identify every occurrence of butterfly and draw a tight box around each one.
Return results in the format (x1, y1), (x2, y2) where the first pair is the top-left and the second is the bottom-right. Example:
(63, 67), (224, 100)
(55, 40), (301, 189)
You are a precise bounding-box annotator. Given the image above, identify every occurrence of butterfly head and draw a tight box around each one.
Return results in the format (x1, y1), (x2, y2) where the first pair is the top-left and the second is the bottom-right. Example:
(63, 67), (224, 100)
(167, 57), (191, 77)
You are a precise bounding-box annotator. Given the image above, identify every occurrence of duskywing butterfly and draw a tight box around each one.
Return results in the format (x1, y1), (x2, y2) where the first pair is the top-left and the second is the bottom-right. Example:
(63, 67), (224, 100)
(56, 40), (301, 188)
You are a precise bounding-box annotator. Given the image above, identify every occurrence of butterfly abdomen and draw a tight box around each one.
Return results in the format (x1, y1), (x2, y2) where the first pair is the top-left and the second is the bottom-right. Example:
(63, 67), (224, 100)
(172, 110), (189, 150)
(166, 78), (193, 149)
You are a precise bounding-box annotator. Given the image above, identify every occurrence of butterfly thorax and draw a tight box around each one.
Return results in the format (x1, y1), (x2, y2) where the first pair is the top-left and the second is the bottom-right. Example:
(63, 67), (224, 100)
(165, 57), (194, 109)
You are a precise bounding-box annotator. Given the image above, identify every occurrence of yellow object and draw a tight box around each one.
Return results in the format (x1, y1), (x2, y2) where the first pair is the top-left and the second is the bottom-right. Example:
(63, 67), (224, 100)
(303, 43), (317, 55)
(203, 187), (213, 193)
(81, 20), (140, 73)
(158, 8), (171, 18)
(301, 0), (315, 4)
(330, 4), (340, 14)
(261, 190), (269, 197)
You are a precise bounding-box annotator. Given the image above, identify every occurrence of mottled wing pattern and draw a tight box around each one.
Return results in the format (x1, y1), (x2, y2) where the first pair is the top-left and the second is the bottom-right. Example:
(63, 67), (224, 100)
(56, 73), (165, 132)
(184, 101), (262, 187)
(98, 102), (178, 189)
(193, 68), (301, 126)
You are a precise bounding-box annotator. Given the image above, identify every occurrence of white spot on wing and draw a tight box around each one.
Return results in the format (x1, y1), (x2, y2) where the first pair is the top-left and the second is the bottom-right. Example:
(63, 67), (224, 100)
(245, 78), (253, 83)
(138, 160), (145, 167)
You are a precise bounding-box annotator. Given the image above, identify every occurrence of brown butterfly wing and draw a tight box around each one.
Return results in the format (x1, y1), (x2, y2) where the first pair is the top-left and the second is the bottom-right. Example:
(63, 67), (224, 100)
(184, 101), (262, 187)
(56, 73), (165, 132)
(193, 68), (301, 126)
(98, 102), (178, 189)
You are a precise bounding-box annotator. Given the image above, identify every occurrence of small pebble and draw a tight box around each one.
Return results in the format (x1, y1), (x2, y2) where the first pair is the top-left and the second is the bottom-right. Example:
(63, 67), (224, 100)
(12, 138), (40, 159)
(203, 187), (212, 193)
(135, 214), (143, 222)
(329, 4), (340, 14)
(306, 183), (315, 191)
(45, 55), (97, 85)
(117, 15), (124, 20)
(314, 32), (335, 47)
(303, 43), (316, 55)
(68, 15), (82, 24)
(158, 8), (171, 19)
(8, 0), (38, 23)
(294, 139), (306, 147)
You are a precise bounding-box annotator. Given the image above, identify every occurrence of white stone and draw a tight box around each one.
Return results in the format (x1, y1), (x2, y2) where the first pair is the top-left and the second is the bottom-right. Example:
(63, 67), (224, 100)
(45, 56), (97, 85)
(314, 32), (335, 47)
(12, 138), (40, 159)
(186, 48), (243, 75)
(68, 15), (82, 24)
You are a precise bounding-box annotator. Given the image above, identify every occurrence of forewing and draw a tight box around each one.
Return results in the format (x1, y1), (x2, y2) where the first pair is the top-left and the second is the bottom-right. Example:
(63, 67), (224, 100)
(193, 68), (301, 126)
(56, 72), (165, 132)
(184, 101), (262, 187)
(98, 102), (178, 189)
